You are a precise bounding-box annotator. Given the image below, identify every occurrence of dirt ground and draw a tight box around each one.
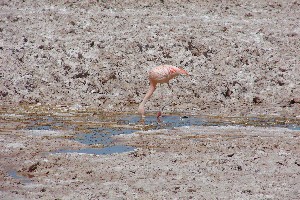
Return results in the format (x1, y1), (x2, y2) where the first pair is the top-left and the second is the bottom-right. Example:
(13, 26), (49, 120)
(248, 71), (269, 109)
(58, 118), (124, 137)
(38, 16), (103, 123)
(1, 0), (300, 199)
(1, 118), (300, 199)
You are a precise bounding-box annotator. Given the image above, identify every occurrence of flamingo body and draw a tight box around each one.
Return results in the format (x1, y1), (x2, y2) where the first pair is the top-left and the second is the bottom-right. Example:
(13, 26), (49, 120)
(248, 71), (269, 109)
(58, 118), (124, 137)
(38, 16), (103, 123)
(138, 65), (188, 117)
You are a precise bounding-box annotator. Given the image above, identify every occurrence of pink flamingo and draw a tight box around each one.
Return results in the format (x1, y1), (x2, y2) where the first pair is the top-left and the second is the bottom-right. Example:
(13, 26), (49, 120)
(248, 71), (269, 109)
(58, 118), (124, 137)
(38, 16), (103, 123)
(138, 65), (188, 118)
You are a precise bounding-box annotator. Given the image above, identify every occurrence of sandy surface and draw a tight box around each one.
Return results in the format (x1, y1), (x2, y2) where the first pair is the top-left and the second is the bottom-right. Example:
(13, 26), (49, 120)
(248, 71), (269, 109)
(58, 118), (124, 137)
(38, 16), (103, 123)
(1, 0), (300, 199)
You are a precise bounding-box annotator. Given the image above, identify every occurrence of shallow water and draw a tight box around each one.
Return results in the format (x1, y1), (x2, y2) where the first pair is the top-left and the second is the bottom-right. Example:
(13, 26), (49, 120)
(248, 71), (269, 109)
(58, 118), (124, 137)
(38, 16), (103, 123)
(55, 145), (136, 155)
(8, 170), (32, 184)
(26, 114), (300, 154)
(29, 114), (208, 155)
(2, 110), (300, 155)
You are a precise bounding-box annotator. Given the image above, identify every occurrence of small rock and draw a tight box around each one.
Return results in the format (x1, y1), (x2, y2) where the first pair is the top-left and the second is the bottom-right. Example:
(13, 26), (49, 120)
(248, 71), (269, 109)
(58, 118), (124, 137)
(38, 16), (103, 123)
(227, 153), (234, 157)
(253, 96), (262, 104)
(90, 41), (95, 47)
(245, 13), (253, 17)
(290, 98), (300, 104)
(242, 189), (252, 194)
(221, 27), (228, 32)
(28, 162), (40, 172)
(78, 53), (83, 59)
(287, 32), (297, 37)
(223, 87), (232, 98)
(276, 161), (284, 166)
(0, 91), (8, 97)
(187, 188), (196, 192)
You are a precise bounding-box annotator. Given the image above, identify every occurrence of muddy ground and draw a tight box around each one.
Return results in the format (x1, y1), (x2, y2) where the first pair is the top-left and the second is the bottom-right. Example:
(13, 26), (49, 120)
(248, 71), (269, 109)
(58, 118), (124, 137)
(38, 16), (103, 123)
(1, 0), (300, 199)
(1, 114), (300, 199)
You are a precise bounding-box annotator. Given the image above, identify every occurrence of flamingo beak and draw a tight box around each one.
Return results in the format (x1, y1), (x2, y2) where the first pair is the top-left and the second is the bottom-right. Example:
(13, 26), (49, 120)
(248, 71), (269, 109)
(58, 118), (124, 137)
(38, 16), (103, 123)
(179, 68), (189, 76)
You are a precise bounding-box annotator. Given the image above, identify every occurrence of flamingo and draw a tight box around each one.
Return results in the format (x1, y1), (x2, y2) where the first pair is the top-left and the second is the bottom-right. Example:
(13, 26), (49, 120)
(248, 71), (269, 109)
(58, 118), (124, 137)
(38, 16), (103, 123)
(138, 65), (188, 118)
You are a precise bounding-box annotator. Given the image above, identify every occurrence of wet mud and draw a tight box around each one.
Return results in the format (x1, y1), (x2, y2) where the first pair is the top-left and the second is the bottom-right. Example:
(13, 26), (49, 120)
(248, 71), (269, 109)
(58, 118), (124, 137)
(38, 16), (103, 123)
(1, 106), (300, 199)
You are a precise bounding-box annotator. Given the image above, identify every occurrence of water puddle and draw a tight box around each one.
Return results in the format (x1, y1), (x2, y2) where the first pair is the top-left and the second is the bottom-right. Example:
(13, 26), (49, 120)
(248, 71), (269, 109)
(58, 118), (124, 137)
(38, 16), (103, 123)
(8, 170), (32, 184)
(27, 114), (207, 155)
(55, 145), (136, 155)
(2, 109), (300, 156)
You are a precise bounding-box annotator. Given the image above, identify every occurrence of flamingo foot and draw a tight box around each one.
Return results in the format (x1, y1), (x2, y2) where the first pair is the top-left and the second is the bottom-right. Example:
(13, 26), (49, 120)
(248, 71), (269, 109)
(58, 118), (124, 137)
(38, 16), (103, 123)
(157, 111), (162, 119)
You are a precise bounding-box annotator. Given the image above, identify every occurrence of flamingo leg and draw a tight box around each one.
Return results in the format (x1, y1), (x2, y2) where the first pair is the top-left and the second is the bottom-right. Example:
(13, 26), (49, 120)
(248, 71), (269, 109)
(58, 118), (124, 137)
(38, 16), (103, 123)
(157, 85), (164, 119)
(138, 81), (157, 118)
(157, 83), (172, 119)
